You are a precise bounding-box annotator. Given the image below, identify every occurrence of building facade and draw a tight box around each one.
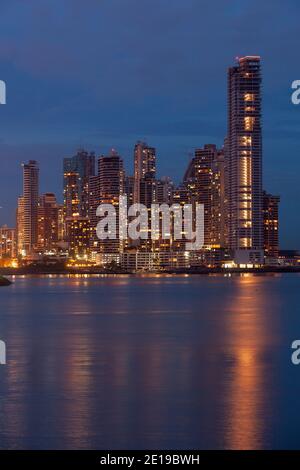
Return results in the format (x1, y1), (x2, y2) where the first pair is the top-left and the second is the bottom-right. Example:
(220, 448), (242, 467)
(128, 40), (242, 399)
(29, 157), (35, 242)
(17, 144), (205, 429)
(63, 149), (95, 221)
(37, 193), (59, 252)
(184, 144), (225, 249)
(263, 191), (280, 260)
(133, 142), (156, 205)
(16, 196), (25, 256)
(98, 150), (124, 255)
(88, 174), (100, 254)
(66, 216), (91, 258)
(22, 160), (39, 255)
(227, 56), (263, 264)
(0, 226), (17, 259)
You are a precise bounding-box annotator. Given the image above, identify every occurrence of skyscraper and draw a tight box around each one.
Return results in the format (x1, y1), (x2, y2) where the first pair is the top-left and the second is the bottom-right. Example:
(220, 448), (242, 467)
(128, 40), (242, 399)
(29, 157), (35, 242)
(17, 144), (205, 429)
(98, 150), (124, 255)
(155, 177), (174, 205)
(133, 142), (156, 205)
(66, 216), (91, 258)
(184, 144), (216, 248)
(171, 184), (192, 252)
(263, 192), (280, 259)
(183, 144), (225, 249)
(227, 56), (263, 264)
(0, 226), (17, 259)
(88, 174), (100, 253)
(22, 160), (39, 255)
(16, 196), (25, 256)
(125, 176), (135, 206)
(37, 193), (59, 252)
(63, 149), (95, 220)
(63, 171), (80, 219)
(211, 147), (226, 249)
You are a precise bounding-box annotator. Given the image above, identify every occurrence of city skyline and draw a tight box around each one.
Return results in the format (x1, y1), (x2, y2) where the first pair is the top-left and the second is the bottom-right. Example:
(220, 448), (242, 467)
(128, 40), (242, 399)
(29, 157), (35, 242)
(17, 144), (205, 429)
(1, 57), (290, 263)
(0, 1), (299, 248)
(0, 56), (290, 265)
(7, 53), (284, 273)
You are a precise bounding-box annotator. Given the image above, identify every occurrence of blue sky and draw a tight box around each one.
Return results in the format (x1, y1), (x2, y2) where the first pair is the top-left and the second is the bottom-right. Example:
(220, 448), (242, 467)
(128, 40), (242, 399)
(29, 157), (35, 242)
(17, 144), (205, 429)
(0, 0), (299, 247)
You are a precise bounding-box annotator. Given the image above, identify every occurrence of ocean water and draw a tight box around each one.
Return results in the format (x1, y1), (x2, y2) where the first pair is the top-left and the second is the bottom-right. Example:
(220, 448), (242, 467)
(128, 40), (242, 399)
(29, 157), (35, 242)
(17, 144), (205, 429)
(0, 273), (299, 450)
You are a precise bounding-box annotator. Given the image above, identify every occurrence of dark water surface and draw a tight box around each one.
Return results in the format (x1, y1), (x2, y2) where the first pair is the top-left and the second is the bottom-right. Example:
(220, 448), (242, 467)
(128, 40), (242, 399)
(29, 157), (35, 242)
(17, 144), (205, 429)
(0, 273), (299, 449)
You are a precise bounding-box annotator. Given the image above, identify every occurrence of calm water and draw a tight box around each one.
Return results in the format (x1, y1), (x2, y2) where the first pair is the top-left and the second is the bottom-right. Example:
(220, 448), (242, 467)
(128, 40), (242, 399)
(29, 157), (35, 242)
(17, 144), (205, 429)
(0, 273), (299, 449)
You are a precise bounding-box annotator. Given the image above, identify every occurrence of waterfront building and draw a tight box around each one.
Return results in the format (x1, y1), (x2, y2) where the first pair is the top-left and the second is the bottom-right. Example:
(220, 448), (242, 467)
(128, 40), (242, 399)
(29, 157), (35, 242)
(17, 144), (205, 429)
(63, 171), (80, 219)
(263, 191), (280, 260)
(37, 193), (59, 252)
(133, 141), (156, 205)
(65, 216), (91, 258)
(63, 149), (95, 219)
(88, 174), (101, 253)
(125, 176), (135, 206)
(184, 144), (225, 249)
(22, 160), (39, 255)
(227, 56), (263, 264)
(16, 196), (25, 256)
(98, 150), (125, 255)
(0, 225), (17, 259)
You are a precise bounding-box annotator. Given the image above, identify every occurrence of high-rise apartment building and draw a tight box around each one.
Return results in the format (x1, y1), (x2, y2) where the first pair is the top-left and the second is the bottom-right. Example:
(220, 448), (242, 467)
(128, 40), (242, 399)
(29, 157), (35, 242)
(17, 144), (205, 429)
(184, 144), (225, 248)
(227, 56), (263, 264)
(184, 145), (214, 247)
(37, 193), (59, 252)
(16, 196), (25, 256)
(88, 174), (100, 253)
(171, 184), (193, 252)
(63, 171), (80, 219)
(0, 226), (17, 259)
(125, 176), (135, 206)
(22, 160), (39, 255)
(66, 216), (91, 258)
(63, 149), (95, 220)
(155, 177), (174, 205)
(57, 204), (64, 242)
(211, 148), (226, 249)
(223, 137), (230, 248)
(263, 191), (280, 259)
(98, 150), (124, 255)
(133, 142), (156, 204)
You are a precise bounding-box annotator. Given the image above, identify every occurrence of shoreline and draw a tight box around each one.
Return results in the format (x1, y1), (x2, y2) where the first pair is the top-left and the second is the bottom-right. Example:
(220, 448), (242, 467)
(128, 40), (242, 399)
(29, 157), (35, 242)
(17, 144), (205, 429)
(1, 266), (300, 277)
(0, 276), (12, 286)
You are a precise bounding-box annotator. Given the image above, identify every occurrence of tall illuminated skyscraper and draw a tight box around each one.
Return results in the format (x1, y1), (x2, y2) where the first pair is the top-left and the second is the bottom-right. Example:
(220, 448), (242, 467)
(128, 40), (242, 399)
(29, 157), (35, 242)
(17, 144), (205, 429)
(98, 150), (124, 255)
(227, 56), (263, 264)
(22, 160), (39, 255)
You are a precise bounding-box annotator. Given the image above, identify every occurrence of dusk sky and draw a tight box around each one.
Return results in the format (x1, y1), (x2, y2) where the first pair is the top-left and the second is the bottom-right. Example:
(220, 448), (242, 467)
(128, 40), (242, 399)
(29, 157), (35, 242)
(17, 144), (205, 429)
(0, 0), (299, 247)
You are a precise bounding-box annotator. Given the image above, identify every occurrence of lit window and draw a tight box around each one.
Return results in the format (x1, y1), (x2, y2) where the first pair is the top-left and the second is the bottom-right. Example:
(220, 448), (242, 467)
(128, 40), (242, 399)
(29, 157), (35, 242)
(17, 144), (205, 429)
(244, 93), (255, 102)
(240, 136), (252, 146)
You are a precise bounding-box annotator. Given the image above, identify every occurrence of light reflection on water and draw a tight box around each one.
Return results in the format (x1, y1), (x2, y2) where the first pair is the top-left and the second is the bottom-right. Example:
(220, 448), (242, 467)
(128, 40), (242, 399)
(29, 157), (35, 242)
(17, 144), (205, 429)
(222, 276), (275, 449)
(0, 274), (299, 449)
